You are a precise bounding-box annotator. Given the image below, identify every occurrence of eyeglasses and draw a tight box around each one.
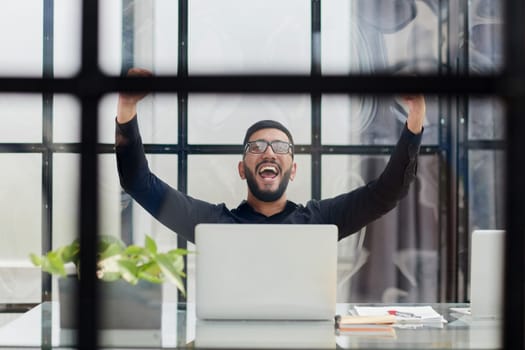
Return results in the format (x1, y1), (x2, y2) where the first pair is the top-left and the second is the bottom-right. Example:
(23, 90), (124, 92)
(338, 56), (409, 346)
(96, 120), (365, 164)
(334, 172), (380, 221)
(244, 140), (293, 155)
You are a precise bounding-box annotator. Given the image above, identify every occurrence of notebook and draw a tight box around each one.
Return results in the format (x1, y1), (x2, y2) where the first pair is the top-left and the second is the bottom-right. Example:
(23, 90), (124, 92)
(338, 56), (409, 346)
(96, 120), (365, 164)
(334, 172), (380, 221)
(470, 229), (505, 318)
(194, 224), (338, 320)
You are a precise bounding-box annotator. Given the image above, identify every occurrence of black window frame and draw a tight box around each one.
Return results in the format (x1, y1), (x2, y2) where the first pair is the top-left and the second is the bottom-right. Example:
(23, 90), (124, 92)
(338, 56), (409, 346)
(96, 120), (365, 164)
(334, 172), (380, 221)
(0, 1), (522, 349)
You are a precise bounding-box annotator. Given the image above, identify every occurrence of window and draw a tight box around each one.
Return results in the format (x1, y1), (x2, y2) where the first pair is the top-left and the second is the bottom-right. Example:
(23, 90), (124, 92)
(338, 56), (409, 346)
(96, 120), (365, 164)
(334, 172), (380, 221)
(1, 1), (522, 348)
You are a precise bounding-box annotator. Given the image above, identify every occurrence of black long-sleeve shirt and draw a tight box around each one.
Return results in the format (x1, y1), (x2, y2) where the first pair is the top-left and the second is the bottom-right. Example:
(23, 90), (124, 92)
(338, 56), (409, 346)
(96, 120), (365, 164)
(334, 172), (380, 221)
(116, 117), (422, 243)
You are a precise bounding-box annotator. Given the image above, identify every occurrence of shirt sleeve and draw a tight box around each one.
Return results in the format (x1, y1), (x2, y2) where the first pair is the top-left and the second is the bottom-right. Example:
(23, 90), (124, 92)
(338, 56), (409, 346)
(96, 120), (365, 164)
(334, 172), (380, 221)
(319, 124), (422, 240)
(115, 116), (222, 242)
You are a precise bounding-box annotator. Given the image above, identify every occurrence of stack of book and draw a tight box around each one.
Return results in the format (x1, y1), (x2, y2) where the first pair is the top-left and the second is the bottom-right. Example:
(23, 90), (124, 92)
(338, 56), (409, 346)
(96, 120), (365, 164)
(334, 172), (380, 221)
(334, 305), (447, 338)
(334, 314), (396, 338)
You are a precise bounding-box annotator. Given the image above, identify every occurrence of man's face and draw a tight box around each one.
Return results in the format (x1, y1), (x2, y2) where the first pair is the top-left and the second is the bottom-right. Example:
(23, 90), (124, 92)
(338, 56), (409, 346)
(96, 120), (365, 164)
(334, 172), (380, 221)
(239, 128), (296, 202)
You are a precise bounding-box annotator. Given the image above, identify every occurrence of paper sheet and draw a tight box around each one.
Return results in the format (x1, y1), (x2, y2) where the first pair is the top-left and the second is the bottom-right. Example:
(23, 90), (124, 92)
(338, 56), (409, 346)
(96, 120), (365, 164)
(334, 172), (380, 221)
(353, 306), (447, 324)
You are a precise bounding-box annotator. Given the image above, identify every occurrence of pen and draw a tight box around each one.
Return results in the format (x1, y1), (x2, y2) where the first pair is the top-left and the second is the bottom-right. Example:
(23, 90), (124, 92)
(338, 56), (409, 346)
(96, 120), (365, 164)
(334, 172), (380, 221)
(387, 310), (420, 318)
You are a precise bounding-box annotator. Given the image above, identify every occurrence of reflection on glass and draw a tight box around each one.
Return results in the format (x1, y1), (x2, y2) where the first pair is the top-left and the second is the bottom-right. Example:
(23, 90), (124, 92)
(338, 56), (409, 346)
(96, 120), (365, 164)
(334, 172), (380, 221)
(322, 95), (438, 146)
(322, 0), (439, 74)
(468, 150), (505, 234)
(468, 97), (505, 141)
(323, 155), (439, 303)
(195, 320), (336, 349)
(468, 0), (503, 74)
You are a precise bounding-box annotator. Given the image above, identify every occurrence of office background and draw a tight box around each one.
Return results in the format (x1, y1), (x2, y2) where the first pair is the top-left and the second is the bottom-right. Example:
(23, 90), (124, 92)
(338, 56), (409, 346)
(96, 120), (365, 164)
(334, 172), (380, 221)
(0, 0), (504, 313)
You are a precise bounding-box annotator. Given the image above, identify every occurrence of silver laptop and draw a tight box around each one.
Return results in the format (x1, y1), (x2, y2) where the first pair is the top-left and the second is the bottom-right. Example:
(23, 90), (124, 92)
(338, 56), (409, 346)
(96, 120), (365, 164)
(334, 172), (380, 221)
(470, 229), (505, 318)
(195, 224), (338, 320)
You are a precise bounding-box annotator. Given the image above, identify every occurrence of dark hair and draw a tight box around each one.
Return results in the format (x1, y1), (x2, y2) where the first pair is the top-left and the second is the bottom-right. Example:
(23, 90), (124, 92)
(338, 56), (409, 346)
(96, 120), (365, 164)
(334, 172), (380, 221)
(243, 120), (294, 147)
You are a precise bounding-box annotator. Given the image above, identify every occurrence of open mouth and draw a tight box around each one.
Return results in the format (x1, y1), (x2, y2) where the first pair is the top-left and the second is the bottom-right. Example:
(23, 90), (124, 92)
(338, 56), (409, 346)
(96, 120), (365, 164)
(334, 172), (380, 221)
(257, 164), (280, 179)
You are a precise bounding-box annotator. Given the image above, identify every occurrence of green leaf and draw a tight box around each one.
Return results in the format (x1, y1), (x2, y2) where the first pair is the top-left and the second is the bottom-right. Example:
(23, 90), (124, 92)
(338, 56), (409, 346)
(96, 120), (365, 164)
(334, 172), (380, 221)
(99, 242), (125, 260)
(171, 274), (186, 297)
(117, 259), (139, 285)
(139, 261), (161, 275)
(171, 255), (185, 275)
(145, 235), (157, 255)
(30, 232), (187, 293)
(138, 271), (163, 284)
(42, 251), (66, 276)
(98, 235), (126, 252)
(124, 245), (144, 256)
(155, 253), (186, 295)
(61, 241), (80, 263)
(29, 253), (42, 267)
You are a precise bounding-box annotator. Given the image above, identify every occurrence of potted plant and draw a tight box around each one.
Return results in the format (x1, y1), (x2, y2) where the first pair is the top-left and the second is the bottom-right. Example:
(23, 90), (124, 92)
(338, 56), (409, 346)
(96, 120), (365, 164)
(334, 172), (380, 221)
(30, 234), (189, 330)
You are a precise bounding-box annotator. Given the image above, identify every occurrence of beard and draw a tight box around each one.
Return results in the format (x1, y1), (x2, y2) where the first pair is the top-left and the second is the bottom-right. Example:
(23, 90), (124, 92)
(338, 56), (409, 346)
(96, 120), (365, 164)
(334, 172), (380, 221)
(244, 163), (292, 202)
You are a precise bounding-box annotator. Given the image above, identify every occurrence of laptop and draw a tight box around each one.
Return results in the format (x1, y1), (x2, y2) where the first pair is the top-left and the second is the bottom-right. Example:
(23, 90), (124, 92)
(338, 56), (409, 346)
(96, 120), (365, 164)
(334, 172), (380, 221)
(194, 224), (338, 320)
(469, 229), (505, 318)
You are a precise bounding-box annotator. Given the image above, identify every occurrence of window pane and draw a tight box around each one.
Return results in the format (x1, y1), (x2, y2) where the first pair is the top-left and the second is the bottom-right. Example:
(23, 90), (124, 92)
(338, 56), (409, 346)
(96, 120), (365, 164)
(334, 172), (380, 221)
(53, 154), (123, 246)
(188, 155), (311, 210)
(0, 1), (42, 76)
(189, 0), (310, 74)
(100, 94), (178, 144)
(54, 153), (178, 246)
(100, 0), (179, 75)
(152, 0), (179, 74)
(0, 154), (42, 304)
(188, 94), (311, 144)
(54, 0), (82, 76)
(321, 95), (438, 145)
(53, 154), (80, 250)
(53, 95), (81, 143)
(54, 94), (178, 144)
(322, 0), (439, 74)
(99, 0), (122, 75)
(0, 94), (42, 143)
(322, 155), (439, 303)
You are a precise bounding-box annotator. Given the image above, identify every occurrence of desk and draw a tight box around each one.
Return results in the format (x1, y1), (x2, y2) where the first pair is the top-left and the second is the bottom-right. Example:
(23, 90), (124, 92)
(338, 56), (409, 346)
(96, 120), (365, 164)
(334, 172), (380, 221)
(0, 303), (501, 349)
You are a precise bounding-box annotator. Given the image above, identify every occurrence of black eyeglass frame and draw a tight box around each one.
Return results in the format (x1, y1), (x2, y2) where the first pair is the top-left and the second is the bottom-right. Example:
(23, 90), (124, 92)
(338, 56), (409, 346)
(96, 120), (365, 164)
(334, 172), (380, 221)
(244, 139), (294, 155)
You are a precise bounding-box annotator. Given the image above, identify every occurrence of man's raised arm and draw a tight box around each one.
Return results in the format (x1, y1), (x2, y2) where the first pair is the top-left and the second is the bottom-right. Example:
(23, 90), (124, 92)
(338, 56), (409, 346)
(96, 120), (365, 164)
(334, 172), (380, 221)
(117, 67), (153, 124)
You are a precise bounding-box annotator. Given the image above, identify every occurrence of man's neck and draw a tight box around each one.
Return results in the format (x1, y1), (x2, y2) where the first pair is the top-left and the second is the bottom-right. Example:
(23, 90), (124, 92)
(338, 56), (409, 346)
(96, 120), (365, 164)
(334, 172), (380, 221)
(246, 194), (288, 217)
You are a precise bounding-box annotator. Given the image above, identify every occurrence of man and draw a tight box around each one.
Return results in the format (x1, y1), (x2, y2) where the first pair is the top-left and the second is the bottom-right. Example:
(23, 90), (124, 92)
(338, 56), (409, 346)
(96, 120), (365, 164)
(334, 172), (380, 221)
(116, 68), (425, 242)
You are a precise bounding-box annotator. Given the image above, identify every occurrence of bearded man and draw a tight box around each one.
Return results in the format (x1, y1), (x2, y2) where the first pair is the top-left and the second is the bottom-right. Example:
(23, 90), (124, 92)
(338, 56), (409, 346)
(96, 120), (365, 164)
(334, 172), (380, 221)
(115, 68), (425, 242)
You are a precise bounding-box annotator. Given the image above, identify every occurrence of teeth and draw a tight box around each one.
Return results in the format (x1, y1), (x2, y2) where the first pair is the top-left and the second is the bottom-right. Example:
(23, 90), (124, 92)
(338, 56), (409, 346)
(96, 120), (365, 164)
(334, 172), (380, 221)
(259, 166), (278, 174)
